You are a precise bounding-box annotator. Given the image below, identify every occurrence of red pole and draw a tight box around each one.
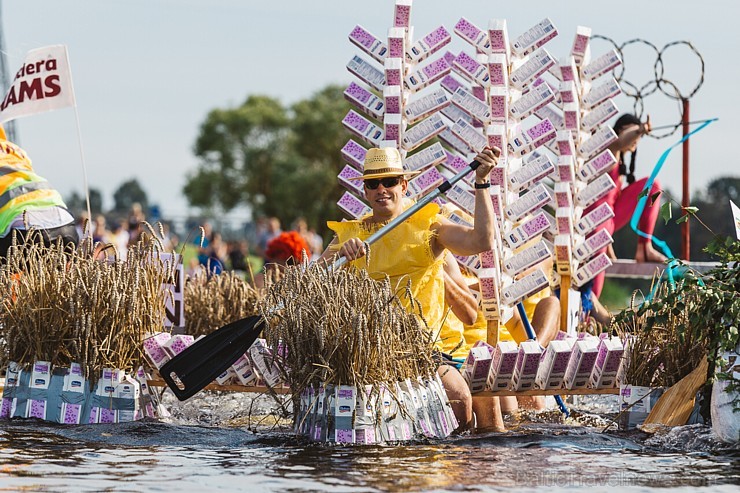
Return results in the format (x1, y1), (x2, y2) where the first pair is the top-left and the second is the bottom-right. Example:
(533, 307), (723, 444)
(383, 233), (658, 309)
(681, 98), (690, 261)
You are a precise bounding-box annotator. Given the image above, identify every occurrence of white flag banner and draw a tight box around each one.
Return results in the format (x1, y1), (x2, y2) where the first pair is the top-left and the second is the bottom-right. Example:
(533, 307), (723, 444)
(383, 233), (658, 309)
(0, 45), (76, 124)
(730, 200), (740, 240)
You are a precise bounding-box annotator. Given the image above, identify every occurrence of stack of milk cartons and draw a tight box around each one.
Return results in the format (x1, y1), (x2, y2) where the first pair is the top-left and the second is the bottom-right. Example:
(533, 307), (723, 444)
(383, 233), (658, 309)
(60, 362), (89, 424)
(341, 0), (454, 219)
(463, 341), (494, 392)
(89, 368), (124, 424)
(545, 27), (622, 302)
(143, 332), (172, 370)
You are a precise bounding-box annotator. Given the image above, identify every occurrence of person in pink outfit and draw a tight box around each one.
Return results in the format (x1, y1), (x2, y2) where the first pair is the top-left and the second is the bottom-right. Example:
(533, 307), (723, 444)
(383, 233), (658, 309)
(587, 113), (666, 298)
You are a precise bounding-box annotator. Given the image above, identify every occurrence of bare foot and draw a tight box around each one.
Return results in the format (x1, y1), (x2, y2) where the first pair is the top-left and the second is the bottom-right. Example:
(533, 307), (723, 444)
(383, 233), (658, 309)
(635, 243), (667, 263)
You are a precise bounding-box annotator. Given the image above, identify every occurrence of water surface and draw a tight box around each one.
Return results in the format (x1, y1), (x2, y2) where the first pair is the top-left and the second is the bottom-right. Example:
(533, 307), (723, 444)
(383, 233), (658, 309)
(0, 392), (737, 492)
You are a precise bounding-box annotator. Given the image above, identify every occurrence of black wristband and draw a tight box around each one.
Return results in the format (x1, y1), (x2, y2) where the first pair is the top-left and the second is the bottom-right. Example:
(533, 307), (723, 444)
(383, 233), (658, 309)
(474, 182), (491, 189)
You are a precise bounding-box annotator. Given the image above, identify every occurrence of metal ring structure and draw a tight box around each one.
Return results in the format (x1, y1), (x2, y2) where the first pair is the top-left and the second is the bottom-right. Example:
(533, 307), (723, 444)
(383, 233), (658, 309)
(590, 35), (705, 139)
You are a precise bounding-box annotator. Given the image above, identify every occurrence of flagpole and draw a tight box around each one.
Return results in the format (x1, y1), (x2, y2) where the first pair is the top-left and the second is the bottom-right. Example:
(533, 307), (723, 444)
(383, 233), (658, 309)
(64, 47), (92, 234)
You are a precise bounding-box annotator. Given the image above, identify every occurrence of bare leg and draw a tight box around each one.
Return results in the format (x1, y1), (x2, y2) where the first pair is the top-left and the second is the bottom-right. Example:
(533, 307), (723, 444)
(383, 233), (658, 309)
(634, 241), (668, 263)
(531, 296), (560, 346)
(438, 366), (473, 432)
(589, 293), (613, 326)
(500, 395), (519, 413)
(472, 396), (505, 432)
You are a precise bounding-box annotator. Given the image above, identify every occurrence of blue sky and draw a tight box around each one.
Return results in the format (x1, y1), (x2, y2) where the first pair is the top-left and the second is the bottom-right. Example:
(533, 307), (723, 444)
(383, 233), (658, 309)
(3, 0), (738, 224)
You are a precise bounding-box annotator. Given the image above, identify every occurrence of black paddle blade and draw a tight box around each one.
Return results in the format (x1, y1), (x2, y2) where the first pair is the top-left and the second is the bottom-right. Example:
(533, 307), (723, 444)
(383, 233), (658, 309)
(159, 315), (265, 401)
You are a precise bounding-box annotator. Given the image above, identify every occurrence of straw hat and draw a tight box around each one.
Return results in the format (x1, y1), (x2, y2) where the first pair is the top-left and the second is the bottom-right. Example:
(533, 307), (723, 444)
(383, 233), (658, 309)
(350, 147), (420, 181)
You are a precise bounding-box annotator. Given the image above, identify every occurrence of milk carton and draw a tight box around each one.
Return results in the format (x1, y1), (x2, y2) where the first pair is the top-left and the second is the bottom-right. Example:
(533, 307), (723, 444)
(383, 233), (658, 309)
(563, 339), (599, 389)
(143, 332), (172, 369)
(511, 341), (543, 391)
(60, 362), (87, 424)
(162, 334), (195, 357)
(135, 366), (158, 418)
(335, 385), (356, 444)
(535, 340), (572, 389)
(1, 362), (21, 419)
(618, 385), (665, 430)
(90, 368), (124, 424)
(464, 342), (494, 393)
(115, 375), (141, 423)
(355, 385), (379, 444)
(487, 341), (519, 391)
(590, 337), (624, 389)
(248, 339), (282, 387)
(26, 360), (52, 419)
(231, 353), (259, 386)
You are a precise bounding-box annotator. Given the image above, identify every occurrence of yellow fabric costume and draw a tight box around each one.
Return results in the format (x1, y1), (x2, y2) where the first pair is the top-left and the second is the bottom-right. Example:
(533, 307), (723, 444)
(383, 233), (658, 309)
(460, 288), (550, 347)
(327, 202), (464, 354)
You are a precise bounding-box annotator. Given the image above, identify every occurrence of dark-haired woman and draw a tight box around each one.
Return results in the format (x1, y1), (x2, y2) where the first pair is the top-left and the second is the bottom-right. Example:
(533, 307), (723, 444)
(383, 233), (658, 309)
(586, 113), (666, 298)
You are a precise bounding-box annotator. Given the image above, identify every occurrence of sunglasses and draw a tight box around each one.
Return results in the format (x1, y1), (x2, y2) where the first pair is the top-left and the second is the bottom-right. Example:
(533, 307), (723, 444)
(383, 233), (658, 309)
(364, 176), (402, 190)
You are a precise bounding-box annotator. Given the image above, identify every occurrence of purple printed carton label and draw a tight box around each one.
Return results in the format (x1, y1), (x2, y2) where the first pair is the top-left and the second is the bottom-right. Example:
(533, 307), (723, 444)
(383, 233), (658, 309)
(342, 141), (367, 165)
(488, 64), (506, 86)
(552, 352), (571, 373)
(489, 95), (506, 119)
(479, 277), (498, 299)
(394, 5), (411, 27)
(388, 38), (404, 58)
(578, 352), (598, 374)
(0, 398), (11, 419)
(349, 26), (377, 50)
(489, 30), (506, 51)
(28, 399), (45, 419)
(604, 350), (624, 372)
(385, 95), (401, 114)
(336, 429), (354, 443)
(440, 75), (463, 94)
(343, 112), (370, 133)
(454, 52), (479, 75)
(63, 403), (81, 424)
(573, 35), (589, 55)
(480, 249), (496, 268)
(345, 82), (372, 104)
(474, 361), (491, 379)
(487, 134), (504, 150)
(386, 69), (401, 87)
(411, 168), (444, 190)
(34, 363), (50, 373)
(444, 152), (468, 172)
(455, 18), (486, 45)
(423, 58), (450, 78)
(423, 26), (450, 47)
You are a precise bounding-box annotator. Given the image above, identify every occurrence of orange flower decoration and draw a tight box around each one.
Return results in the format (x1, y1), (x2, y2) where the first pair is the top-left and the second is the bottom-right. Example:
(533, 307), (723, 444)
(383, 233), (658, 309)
(265, 231), (310, 264)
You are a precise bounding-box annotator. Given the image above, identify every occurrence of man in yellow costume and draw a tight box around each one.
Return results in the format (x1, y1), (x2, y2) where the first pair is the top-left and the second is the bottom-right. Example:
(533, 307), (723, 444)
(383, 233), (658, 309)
(320, 146), (499, 431)
(0, 126), (78, 257)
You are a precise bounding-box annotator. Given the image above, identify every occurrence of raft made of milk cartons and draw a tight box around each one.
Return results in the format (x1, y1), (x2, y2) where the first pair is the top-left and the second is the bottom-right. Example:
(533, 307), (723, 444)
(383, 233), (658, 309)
(1, 362), (165, 424)
(142, 330), (627, 444)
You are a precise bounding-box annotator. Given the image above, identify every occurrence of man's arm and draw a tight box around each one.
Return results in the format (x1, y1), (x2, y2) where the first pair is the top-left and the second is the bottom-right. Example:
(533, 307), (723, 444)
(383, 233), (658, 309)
(434, 147), (499, 257)
(443, 252), (478, 325)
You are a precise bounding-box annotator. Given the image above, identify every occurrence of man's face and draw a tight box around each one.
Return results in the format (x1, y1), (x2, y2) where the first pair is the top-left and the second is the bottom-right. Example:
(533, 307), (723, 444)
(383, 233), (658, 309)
(364, 176), (407, 217)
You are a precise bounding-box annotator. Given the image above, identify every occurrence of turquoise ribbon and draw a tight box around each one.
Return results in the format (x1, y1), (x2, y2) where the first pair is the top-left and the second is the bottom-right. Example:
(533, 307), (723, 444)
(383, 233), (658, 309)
(629, 118), (717, 291)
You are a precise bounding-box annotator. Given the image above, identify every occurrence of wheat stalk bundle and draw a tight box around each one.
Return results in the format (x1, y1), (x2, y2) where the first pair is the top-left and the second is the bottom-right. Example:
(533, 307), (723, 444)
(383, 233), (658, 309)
(0, 228), (175, 383)
(613, 279), (708, 388)
(184, 268), (260, 336)
(258, 260), (437, 395)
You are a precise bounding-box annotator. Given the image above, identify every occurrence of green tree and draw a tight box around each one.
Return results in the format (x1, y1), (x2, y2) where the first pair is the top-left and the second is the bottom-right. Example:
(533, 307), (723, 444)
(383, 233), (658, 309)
(184, 86), (351, 236)
(112, 179), (149, 213)
(65, 188), (103, 215)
